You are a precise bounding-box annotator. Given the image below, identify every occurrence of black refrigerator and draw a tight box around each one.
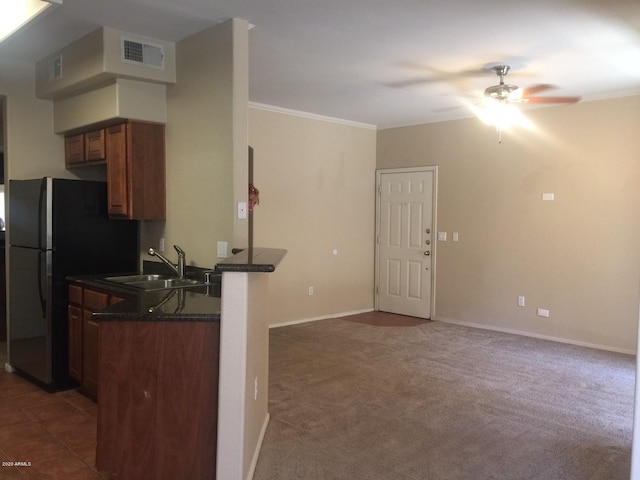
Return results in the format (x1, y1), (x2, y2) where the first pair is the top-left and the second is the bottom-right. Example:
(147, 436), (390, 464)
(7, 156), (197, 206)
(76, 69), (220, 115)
(8, 177), (139, 391)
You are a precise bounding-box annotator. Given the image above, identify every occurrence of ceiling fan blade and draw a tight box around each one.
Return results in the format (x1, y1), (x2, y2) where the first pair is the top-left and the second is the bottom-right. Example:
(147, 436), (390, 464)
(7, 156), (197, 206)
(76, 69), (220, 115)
(386, 77), (438, 88)
(522, 96), (581, 104)
(520, 84), (555, 97)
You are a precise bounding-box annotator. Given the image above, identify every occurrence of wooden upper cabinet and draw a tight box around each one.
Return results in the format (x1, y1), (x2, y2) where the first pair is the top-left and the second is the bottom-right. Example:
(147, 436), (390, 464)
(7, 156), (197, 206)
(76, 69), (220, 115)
(64, 134), (85, 166)
(106, 120), (166, 220)
(65, 129), (106, 167)
(105, 124), (129, 217)
(85, 128), (106, 162)
(65, 119), (166, 220)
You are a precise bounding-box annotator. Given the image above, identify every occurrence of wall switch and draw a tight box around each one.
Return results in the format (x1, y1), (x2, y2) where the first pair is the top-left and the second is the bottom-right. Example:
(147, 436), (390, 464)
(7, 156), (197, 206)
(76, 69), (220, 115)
(308, 286), (314, 296)
(542, 193), (555, 201)
(217, 241), (228, 258)
(237, 202), (247, 219)
(518, 296), (525, 307)
(438, 232), (447, 241)
(159, 237), (165, 251)
(452, 232), (459, 242)
(537, 308), (550, 318)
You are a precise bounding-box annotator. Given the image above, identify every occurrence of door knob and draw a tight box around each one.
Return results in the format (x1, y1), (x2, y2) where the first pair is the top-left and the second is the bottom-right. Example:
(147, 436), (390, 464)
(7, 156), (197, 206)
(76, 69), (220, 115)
(424, 251), (430, 256)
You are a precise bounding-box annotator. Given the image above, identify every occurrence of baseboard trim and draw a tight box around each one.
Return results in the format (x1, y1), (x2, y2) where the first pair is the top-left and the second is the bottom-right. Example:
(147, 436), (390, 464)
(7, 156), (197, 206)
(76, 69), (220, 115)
(269, 308), (375, 329)
(436, 316), (636, 355)
(247, 413), (270, 480)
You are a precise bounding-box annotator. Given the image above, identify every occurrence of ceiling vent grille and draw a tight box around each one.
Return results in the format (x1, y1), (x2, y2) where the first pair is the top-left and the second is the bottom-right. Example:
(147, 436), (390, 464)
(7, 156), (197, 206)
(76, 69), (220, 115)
(121, 37), (165, 69)
(49, 55), (62, 79)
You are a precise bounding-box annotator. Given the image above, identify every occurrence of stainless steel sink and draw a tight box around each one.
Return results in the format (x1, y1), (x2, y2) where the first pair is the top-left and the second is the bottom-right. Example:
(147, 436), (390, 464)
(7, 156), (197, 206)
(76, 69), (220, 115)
(104, 274), (172, 284)
(125, 278), (203, 291)
(103, 274), (204, 291)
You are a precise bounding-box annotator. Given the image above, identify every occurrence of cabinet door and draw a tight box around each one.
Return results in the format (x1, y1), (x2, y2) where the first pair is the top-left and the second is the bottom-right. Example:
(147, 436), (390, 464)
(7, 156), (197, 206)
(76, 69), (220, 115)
(128, 121), (166, 220)
(85, 129), (106, 163)
(65, 134), (85, 166)
(83, 312), (100, 400)
(83, 289), (108, 400)
(106, 123), (130, 217)
(97, 322), (159, 476)
(68, 304), (83, 382)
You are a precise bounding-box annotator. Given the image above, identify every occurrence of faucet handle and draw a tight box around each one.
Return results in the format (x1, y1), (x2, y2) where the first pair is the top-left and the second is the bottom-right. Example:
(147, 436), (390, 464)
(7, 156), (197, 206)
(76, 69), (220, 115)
(174, 245), (185, 256)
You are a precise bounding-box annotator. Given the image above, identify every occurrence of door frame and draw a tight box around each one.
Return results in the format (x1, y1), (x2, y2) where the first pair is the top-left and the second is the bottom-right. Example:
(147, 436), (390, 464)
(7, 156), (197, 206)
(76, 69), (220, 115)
(374, 166), (439, 318)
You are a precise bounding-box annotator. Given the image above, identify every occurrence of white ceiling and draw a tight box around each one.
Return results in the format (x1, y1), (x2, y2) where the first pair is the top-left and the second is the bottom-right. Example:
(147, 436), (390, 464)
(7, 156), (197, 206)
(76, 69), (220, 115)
(1, 0), (639, 129)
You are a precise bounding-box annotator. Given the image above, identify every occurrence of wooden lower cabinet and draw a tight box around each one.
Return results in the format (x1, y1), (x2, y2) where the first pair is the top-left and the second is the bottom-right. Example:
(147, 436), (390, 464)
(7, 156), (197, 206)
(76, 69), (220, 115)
(96, 320), (220, 480)
(68, 284), (126, 400)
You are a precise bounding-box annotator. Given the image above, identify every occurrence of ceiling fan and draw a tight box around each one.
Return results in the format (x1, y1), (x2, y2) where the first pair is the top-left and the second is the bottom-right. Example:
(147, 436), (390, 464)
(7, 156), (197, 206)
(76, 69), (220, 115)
(484, 64), (580, 105)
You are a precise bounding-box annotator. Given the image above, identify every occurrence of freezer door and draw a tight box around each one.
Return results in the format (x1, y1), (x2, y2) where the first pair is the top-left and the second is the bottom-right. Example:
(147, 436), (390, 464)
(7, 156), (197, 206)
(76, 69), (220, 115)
(9, 178), (50, 250)
(8, 245), (52, 383)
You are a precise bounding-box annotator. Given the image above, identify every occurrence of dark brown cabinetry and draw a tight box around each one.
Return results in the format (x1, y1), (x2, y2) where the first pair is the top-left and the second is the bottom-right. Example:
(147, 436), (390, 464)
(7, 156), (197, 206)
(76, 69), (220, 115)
(96, 320), (220, 480)
(64, 134), (85, 166)
(105, 121), (165, 220)
(65, 120), (166, 220)
(68, 284), (126, 400)
(64, 128), (107, 166)
(85, 128), (106, 162)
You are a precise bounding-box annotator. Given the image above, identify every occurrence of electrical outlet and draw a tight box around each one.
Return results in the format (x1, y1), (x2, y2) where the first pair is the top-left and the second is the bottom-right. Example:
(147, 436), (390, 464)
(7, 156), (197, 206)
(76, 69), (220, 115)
(238, 202), (247, 219)
(308, 286), (314, 296)
(537, 308), (550, 318)
(518, 296), (525, 307)
(159, 237), (164, 251)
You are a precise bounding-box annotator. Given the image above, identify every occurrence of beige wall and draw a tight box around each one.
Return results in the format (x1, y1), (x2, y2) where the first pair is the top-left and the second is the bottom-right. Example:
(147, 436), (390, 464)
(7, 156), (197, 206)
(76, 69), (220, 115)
(249, 106), (377, 326)
(377, 95), (640, 353)
(143, 19), (249, 270)
(0, 57), (77, 181)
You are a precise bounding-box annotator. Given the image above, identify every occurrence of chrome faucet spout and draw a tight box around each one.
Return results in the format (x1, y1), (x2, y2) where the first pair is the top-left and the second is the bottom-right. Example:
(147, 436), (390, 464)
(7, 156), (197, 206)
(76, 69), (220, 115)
(174, 245), (186, 278)
(148, 245), (186, 278)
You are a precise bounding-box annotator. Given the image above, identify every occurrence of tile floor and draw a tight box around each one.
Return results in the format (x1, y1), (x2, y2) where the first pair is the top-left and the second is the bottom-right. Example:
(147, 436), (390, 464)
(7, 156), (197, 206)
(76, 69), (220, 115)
(0, 366), (105, 479)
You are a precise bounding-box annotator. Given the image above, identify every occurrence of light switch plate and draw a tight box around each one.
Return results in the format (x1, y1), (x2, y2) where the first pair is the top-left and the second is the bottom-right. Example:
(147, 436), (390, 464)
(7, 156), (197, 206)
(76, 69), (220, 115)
(217, 241), (228, 258)
(438, 232), (447, 241)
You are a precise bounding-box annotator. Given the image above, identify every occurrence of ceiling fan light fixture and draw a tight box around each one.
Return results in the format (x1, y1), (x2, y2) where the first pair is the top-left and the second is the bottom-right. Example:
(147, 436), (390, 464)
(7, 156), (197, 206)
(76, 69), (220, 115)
(475, 99), (529, 130)
(484, 83), (520, 101)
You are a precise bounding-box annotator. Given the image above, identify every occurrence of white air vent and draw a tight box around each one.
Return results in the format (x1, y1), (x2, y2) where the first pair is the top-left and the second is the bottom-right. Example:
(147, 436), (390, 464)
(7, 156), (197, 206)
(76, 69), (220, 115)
(49, 55), (62, 79)
(121, 37), (165, 69)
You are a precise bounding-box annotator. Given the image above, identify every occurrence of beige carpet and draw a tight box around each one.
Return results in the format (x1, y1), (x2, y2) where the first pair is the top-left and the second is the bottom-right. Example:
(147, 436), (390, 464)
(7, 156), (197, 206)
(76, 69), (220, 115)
(253, 312), (635, 480)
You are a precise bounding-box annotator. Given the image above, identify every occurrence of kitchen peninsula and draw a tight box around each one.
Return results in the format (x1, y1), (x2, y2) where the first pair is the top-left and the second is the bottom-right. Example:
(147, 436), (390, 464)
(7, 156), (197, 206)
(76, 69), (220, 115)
(71, 247), (286, 480)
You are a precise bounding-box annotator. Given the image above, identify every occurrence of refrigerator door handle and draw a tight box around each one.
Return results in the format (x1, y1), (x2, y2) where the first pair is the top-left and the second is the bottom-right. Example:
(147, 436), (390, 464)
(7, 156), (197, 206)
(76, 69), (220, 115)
(38, 178), (46, 251)
(38, 249), (47, 317)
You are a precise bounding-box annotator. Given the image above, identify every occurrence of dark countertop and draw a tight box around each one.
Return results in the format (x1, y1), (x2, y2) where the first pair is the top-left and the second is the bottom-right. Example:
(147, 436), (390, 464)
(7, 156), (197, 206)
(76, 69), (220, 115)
(67, 247), (286, 322)
(67, 274), (221, 322)
(216, 247), (287, 272)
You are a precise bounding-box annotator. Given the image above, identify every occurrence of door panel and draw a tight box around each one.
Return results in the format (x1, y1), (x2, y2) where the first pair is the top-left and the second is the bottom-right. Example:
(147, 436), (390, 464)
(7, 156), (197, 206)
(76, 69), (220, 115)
(377, 168), (436, 319)
(8, 246), (50, 382)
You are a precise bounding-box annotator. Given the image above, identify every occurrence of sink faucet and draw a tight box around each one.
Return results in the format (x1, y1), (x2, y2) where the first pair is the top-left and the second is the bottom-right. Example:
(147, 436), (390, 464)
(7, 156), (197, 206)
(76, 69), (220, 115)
(148, 245), (186, 278)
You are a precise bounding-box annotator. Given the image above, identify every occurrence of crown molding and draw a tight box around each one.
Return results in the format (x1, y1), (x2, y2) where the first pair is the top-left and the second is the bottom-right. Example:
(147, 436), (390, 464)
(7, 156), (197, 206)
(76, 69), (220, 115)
(249, 102), (377, 130)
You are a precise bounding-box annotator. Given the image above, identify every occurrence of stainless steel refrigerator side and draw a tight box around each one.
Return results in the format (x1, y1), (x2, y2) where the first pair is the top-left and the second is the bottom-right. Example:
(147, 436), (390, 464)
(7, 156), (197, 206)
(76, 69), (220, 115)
(7, 246), (50, 383)
(7, 178), (52, 385)
(8, 177), (140, 391)
(45, 178), (53, 383)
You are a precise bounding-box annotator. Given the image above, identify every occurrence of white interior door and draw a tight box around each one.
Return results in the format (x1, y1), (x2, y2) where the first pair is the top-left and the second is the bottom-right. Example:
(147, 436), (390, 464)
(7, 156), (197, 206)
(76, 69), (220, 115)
(376, 167), (436, 319)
